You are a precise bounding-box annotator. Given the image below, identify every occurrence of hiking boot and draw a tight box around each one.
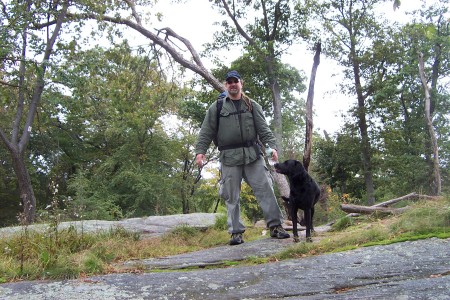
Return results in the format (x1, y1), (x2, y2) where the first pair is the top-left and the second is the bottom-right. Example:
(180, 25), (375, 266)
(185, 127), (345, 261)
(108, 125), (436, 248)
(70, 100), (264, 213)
(270, 225), (290, 239)
(229, 233), (244, 245)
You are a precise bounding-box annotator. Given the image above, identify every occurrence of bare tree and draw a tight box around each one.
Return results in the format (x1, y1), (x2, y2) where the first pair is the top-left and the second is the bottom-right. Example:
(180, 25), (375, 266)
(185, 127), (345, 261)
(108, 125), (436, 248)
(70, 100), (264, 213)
(418, 52), (441, 195)
(303, 42), (321, 172)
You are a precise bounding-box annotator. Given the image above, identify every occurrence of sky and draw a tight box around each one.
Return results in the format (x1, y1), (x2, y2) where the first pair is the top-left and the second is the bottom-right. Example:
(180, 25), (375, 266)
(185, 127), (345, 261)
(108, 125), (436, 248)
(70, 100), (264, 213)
(151, 0), (439, 135)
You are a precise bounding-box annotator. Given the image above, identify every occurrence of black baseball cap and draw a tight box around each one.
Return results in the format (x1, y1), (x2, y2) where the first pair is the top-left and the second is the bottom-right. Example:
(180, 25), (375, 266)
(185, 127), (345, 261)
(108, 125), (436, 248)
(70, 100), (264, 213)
(225, 70), (241, 80)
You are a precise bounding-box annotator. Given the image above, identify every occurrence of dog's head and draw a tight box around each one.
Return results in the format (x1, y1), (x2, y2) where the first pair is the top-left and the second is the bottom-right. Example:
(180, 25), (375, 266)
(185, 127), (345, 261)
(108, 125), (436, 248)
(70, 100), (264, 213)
(274, 159), (305, 176)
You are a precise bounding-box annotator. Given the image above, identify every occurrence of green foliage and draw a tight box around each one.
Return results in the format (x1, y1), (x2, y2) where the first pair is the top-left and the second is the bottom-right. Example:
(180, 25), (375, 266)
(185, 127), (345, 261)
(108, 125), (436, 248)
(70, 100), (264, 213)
(179, 98), (210, 126)
(239, 182), (264, 224)
(213, 213), (228, 231)
(83, 254), (104, 274)
(332, 216), (354, 231)
(43, 43), (199, 219)
(313, 129), (366, 199)
(308, 0), (450, 201)
(166, 225), (202, 241)
(190, 174), (221, 213)
(208, 0), (311, 55)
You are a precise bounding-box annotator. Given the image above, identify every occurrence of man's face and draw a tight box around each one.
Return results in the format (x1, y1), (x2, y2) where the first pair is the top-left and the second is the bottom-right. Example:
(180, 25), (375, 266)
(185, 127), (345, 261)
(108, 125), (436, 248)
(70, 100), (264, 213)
(225, 77), (242, 97)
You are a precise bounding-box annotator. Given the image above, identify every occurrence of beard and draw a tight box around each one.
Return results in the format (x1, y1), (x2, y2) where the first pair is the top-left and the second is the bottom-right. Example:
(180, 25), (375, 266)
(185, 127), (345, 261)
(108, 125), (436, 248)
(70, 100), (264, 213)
(228, 87), (240, 96)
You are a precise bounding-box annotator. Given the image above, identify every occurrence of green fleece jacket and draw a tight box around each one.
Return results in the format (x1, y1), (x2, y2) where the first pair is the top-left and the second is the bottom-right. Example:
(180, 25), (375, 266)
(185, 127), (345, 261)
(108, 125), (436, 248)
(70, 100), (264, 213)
(195, 97), (277, 166)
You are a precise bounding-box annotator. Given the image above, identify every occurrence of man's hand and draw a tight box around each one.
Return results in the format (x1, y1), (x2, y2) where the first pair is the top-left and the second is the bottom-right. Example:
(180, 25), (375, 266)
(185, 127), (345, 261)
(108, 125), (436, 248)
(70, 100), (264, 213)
(196, 153), (206, 168)
(271, 149), (278, 162)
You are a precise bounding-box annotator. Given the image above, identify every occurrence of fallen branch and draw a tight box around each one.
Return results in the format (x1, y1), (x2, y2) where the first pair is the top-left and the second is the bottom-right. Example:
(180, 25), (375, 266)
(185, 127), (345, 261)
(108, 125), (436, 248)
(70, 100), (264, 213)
(373, 192), (440, 207)
(340, 192), (441, 216)
(340, 204), (409, 215)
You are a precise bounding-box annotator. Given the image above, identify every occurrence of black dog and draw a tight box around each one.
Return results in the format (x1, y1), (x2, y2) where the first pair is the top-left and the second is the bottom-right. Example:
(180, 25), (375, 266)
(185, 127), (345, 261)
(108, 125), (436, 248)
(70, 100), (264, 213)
(274, 160), (320, 242)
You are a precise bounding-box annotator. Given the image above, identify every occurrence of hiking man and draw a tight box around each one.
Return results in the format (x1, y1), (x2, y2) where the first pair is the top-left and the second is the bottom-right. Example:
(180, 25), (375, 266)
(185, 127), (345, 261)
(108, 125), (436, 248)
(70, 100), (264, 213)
(195, 70), (289, 245)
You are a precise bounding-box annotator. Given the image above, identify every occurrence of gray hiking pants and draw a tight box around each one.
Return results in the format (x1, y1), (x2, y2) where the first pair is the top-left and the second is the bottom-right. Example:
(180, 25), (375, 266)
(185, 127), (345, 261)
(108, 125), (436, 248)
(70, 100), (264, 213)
(219, 157), (284, 234)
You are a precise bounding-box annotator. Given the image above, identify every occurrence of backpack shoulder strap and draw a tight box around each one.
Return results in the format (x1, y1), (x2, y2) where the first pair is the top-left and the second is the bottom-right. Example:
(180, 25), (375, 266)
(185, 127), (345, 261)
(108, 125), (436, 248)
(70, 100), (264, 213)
(216, 93), (225, 125)
(213, 93), (226, 146)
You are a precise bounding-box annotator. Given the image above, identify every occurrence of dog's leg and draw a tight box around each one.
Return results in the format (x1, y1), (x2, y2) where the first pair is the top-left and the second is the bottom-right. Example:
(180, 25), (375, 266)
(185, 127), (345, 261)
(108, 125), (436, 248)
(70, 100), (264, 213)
(291, 206), (300, 243)
(305, 209), (312, 242)
(310, 206), (315, 232)
(299, 211), (305, 227)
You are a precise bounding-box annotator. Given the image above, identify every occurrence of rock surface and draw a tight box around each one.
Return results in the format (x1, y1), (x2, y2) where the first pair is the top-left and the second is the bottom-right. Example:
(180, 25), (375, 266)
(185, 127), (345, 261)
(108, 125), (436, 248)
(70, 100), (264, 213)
(0, 214), (449, 299)
(0, 213), (220, 239)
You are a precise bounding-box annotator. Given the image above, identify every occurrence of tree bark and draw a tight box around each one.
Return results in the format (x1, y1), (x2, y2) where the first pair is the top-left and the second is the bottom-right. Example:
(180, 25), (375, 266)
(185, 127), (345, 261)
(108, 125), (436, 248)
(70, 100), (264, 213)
(10, 152), (36, 224)
(341, 192), (441, 217)
(351, 45), (376, 205)
(265, 50), (291, 217)
(371, 192), (441, 207)
(267, 61), (284, 158)
(303, 42), (321, 171)
(340, 204), (408, 215)
(418, 53), (441, 195)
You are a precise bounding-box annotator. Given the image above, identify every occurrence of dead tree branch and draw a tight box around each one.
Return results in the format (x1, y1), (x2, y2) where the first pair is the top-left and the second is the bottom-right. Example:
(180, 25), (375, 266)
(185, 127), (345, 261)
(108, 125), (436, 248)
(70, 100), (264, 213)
(340, 192), (441, 216)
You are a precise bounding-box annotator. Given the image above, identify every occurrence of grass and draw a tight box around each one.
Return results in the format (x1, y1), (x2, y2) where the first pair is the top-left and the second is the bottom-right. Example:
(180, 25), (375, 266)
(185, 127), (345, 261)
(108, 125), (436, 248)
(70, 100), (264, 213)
(0, 218), (264, 282)
(0, 196), (448, 283)
(273, 195), (450, 260)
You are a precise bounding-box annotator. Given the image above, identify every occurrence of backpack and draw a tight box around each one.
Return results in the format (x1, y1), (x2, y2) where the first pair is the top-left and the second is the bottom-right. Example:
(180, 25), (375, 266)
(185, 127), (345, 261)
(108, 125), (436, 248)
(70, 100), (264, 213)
(212, 94), (264, 158)
(212, 93), (226, 147)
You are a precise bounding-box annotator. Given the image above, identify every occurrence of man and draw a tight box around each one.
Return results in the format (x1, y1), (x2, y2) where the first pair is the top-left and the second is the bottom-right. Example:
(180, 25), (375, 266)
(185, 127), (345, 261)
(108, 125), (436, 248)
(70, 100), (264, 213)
(195, 70), (289, 245)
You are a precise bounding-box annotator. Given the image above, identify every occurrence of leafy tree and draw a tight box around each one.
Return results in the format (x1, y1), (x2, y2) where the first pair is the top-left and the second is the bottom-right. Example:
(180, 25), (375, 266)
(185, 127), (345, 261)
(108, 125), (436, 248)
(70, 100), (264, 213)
(28, 0), (318, 221)
(314, 0), (450, 200)
(24, 41), (192, 219)
(0, 0), (69, 223)
(314, 0), (392, 204)
(368, 1), (450, 196)
(314, 124), (365, 200)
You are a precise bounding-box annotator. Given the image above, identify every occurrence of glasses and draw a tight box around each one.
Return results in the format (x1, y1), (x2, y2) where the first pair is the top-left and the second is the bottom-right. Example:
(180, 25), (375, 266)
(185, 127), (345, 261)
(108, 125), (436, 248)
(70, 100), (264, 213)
(226, 79), (239, 84)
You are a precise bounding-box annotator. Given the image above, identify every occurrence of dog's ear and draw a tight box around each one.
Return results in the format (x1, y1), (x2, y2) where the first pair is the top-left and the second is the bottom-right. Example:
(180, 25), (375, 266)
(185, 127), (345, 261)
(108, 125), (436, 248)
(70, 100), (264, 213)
(295, 160), (305, 171)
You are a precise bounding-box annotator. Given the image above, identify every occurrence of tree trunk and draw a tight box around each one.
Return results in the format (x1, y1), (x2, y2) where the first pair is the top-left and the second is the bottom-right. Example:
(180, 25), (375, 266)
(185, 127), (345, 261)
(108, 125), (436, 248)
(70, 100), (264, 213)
(264, 45), (291, 217)
(0, 2), (68, 224)
(358, 111), (376, 205)
(351, 47), (376, 205)
(266, 55), (284, 158)
(303, 42), (321, 171)
(10, 151), (36, 224)
(418, 52), (441, 195)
